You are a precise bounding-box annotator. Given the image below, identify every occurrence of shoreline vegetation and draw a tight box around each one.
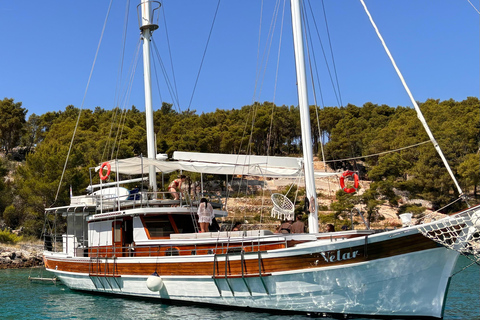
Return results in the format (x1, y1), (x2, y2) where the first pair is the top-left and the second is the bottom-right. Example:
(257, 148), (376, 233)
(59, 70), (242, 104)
(0, 98), (478, 265)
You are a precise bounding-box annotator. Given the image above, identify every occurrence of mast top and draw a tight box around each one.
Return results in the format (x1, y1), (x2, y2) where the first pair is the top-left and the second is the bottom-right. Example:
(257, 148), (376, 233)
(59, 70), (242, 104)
(137, 1), (161, 32)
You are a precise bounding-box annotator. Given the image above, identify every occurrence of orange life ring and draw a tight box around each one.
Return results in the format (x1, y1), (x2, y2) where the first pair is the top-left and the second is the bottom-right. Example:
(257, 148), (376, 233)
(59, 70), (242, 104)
(99, 162), (111, 181)
(339, 170), (359, 194)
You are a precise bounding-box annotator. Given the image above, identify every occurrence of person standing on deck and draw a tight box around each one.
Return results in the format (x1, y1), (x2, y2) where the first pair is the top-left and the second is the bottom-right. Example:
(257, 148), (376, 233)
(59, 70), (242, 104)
(290, 214), (305, 233)
(168, 175), (186, 200)
(198, 198), (214, 233)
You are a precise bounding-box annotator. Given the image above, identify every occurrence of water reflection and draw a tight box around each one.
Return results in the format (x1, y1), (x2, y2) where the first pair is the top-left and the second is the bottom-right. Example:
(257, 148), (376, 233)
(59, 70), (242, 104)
(1, 256), (478, 320)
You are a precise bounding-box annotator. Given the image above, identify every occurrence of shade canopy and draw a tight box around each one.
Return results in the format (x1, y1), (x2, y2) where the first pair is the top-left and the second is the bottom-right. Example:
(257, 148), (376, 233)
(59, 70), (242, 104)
(97, 152), (338, 178)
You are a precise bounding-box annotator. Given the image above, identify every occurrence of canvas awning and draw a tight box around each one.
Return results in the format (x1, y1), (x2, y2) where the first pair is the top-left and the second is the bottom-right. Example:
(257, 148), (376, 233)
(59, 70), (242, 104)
(97, 152), (338, 178)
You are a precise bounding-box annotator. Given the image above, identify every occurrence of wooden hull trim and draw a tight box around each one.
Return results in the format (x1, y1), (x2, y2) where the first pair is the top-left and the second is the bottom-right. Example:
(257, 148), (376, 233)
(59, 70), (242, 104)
(47, 247), (458, 319)
(45, 229), (438, 278)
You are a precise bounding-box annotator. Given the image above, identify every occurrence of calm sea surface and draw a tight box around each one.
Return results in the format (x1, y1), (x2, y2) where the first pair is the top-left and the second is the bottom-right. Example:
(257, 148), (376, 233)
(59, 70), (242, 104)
(1, 256), (478, 320)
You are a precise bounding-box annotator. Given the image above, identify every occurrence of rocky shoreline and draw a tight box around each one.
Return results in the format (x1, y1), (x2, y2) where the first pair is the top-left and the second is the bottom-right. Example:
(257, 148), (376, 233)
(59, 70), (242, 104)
(0, 243), (44, 269)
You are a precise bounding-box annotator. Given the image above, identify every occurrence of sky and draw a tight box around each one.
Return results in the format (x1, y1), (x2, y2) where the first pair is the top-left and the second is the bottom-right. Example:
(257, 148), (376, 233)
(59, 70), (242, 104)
(1, 0), (478, 117)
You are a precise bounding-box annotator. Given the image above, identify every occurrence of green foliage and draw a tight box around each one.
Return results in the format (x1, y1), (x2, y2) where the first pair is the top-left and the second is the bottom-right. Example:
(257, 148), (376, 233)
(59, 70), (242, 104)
(0, 229), (23, 244)
(330, 189), (360, 214)
(0, 98), (27, 155)
(398, 204), (426, 218)
(3, 205), (23, 229)
(318, 212), (336, 224)
(360, 187), (385, 224)
(458, 153), (480, 196)
(0, 97), (476, 238)
(0, 158), (10, 216)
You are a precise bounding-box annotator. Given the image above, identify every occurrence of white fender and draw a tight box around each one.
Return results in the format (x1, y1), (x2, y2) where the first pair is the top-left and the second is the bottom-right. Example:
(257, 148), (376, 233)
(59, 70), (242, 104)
(146, 274), (163, 292)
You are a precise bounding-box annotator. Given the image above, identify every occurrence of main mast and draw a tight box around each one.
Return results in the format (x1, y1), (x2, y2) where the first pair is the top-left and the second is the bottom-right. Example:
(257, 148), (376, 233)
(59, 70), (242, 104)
(290, 0), (319, 233)
(139, 1), (160, 191)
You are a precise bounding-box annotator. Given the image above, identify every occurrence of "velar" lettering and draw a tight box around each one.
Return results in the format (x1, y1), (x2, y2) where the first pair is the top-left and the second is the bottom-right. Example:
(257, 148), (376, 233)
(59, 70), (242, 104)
(319, 249), (359, 263)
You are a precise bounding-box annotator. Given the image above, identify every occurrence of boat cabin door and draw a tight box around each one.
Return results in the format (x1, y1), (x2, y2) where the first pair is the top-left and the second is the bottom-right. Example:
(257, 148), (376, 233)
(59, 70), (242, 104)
(113, 219), (133, 257)
(113, 221), (123, 257)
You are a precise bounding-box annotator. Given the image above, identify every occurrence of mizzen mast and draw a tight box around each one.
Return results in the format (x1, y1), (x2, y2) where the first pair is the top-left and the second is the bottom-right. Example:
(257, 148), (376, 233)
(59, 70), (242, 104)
(290, 0), (319, 233)
(138, 1), (161, 191)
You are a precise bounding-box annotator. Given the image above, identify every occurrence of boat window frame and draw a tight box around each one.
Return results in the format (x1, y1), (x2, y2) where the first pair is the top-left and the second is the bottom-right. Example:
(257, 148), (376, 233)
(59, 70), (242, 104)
(140, 214), (179, 239)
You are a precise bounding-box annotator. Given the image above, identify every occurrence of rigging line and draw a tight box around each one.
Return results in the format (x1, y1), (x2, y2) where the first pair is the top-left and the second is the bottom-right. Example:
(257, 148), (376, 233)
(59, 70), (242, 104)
(151, 39), (180, 107)
(113, 0), (131, 110)
(237, 0), (274, 158)
(113, 109), (128, 160)
(303, 0), (349, 177)
(111, 39), (142, 159)
(253, 0), (264, 104)
(431, 196), (465, 215)
(160, 1), (181, 109)
(451, 257), (479, 277)
(360, 0), (465, 198)
(305, 0), (342, 107)
(113, 111), (124, 160)
(302, 3), (331, 194)
(187, 0), (221, 112)
(234, 0), (280, 188)
(301, 1), (330, 175)
(53, 0), (113, 205)
(320, 0), (343, 107)
(324, 140), (431, 163)
(103, 0), (130, 162)
(466, 0), (480, 14)
(271, 0), (286, 104)
(303, 6), (326, 107)
(151, 46), (164, 108)
(105, 29), (141, 162)
(267, 0), (287, 158)
(102, 107), (120, 162)
(304, 0), (355, 175)
(151, 39), (181, 111)
(246, 0), (282, 160)
(253, 0), (282, 103)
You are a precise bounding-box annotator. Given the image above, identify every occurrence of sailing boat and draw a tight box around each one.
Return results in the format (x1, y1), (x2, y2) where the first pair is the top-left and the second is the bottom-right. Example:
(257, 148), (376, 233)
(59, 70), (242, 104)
(43, 1), (480, 319)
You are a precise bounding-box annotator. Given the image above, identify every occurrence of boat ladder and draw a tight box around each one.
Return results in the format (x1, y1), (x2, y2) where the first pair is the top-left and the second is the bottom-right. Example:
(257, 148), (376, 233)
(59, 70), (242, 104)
(89, 256), (121, 291)
(212, 249), (270, 296)
(189, 204), (199, 233)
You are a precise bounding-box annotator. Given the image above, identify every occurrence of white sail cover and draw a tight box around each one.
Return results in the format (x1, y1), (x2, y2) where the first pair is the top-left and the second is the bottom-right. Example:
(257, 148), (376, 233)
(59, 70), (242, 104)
(98, 152), (337, 178)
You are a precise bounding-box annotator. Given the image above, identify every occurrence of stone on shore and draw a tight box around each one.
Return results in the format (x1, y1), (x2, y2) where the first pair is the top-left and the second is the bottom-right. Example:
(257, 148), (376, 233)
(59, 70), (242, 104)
(0, 243), (44, 269)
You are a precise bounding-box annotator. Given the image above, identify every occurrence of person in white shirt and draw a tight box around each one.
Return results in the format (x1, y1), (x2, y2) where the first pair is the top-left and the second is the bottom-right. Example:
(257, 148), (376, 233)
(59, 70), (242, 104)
(197, 198), (214, 233)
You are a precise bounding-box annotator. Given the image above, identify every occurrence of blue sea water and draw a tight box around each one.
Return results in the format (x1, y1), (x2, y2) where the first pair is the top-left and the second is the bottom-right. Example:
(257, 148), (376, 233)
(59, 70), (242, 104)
(1, 256), (479, 320)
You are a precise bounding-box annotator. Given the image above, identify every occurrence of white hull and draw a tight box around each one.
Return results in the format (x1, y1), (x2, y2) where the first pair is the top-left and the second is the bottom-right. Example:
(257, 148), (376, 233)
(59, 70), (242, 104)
(47, 246), (458, 318)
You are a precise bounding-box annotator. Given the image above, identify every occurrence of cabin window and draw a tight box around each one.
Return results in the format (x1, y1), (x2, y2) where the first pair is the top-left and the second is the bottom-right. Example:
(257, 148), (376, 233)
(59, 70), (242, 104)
(165, 248), (179, 256)
(171, 215), (196, 234)
(143, 215), (175, 238)
(114, 222), (122, 242)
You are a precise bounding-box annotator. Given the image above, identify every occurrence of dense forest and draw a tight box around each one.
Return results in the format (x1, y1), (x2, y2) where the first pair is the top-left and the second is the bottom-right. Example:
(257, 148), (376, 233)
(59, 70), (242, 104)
(0, 97), (478, 237)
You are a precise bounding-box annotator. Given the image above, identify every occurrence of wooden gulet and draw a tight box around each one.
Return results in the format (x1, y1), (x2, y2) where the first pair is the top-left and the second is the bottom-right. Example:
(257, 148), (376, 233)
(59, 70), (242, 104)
(42, 1), (480, 319)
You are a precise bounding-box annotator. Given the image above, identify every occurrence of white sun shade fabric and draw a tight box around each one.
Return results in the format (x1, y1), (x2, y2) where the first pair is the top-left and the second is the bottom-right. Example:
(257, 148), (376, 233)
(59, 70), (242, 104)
(98, 152), (337, 178)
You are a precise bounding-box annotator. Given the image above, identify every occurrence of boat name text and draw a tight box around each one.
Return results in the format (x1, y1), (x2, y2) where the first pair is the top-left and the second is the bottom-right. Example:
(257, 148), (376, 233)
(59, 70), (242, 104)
(319, 249), (359, 263)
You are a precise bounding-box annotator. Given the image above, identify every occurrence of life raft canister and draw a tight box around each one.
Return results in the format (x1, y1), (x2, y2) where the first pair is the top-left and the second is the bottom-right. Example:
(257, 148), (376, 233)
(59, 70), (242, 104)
(99, 162), (111, 181)
(339, 170), (359, 193)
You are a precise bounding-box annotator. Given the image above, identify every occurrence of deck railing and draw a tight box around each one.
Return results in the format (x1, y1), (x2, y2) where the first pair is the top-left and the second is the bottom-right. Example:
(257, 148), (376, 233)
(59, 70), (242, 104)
(79, 236), (288, 259)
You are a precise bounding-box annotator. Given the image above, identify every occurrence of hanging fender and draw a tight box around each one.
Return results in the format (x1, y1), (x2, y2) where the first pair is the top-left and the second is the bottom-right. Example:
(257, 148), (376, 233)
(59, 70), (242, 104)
(339, 170), (359, 193)
(99, 162), (111, 181)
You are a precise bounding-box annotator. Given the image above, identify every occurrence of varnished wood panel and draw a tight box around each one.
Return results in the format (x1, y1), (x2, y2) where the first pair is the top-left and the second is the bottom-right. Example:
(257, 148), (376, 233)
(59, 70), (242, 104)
(45, 232), (439, 278)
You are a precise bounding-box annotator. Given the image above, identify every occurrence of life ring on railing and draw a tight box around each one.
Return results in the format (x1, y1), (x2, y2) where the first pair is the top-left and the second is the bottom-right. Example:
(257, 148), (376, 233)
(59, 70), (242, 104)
(339, 170), (359, 194)
(99, 162), (111, 181)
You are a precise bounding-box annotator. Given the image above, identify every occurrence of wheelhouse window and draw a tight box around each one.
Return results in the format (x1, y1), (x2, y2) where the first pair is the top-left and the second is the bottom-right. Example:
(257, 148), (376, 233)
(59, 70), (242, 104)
(171, 215), (196, 234)
(143, 215), (175, 238)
